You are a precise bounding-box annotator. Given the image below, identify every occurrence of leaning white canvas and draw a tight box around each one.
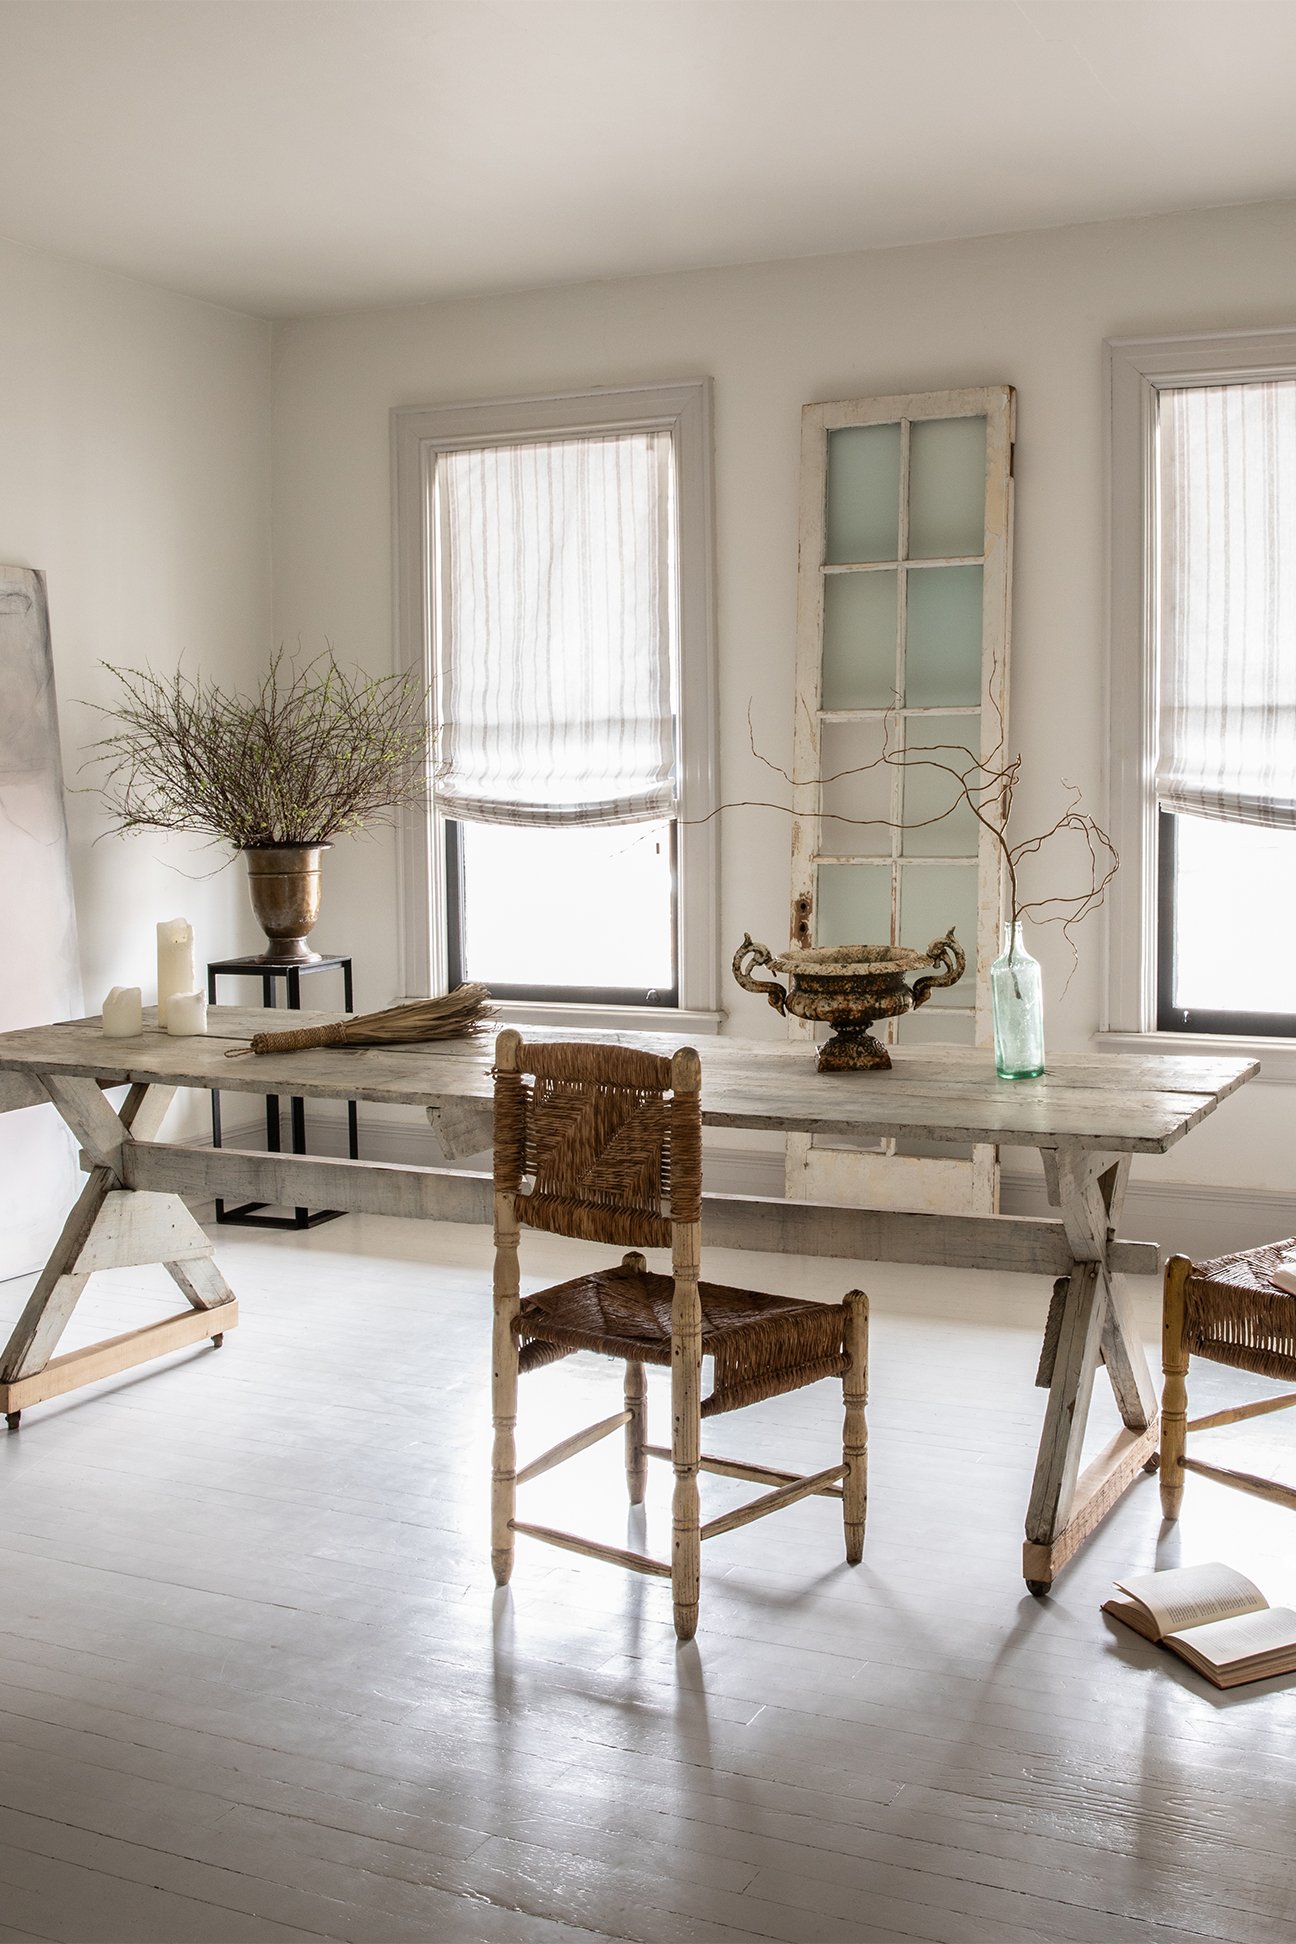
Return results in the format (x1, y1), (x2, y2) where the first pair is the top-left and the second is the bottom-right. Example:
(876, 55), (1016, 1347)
(0, 567), (83, 1279)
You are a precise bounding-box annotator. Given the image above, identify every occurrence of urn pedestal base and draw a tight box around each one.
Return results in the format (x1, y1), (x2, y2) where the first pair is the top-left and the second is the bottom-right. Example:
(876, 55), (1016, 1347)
(818, 1025), (891, 1072)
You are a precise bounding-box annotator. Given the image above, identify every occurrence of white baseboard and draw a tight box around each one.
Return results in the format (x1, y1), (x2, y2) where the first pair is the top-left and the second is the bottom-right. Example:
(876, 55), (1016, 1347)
(999, 1173), (1296, 1266)
(190, 1110), (1292, 1265)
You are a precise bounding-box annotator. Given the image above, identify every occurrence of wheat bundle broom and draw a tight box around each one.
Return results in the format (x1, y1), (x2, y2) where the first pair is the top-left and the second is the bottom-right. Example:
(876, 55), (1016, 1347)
(225, 984), (493, 1058)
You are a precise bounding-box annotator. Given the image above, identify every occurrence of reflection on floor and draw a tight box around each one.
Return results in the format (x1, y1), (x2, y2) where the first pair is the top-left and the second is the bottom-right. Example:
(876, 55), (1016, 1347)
(2, 1214), (1295, 1943)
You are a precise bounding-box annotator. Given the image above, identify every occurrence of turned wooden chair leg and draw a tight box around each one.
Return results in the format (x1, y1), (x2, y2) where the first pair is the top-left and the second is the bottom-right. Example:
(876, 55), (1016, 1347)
(624, 1360), (648, 1505)
(842, 1289), (869, 1565)
(1160, 1254), (1191, 1522)
(619, 1251), (649, 1507)
(492, 1185), (521, 1586)
(671, 1228), (702, 1643)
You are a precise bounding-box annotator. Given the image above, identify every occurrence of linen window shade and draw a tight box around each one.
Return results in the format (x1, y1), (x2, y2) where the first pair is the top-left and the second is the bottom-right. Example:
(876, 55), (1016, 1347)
(434, 432), (676, 828)
(1157, 381), (1296, 829)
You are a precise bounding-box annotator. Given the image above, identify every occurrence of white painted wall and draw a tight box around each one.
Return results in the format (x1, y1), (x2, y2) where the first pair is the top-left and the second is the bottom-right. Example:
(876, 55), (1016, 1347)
(269, 199), (1296, 1204)
(0, 236), (272, 1178)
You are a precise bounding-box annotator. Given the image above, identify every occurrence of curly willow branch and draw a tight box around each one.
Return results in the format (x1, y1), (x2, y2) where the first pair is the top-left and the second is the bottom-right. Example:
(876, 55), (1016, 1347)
(687, 685), (1118, 984)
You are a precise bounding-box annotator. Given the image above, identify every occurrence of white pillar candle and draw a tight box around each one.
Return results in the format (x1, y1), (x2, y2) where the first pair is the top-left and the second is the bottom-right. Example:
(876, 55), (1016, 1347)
(157, 918), (196, 1029)
(101, 985), (143, 1037)
(166, 990), (207, 1037)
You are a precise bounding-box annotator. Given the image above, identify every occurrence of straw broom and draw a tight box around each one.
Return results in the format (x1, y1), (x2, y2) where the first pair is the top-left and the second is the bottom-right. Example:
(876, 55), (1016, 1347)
(225, 984), (493, 1058)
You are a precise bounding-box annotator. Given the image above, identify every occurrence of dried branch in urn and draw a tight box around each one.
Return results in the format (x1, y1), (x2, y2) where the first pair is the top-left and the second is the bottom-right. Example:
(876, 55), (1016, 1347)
(84, 648), (433, 850)
(688, 667), (1118, 986)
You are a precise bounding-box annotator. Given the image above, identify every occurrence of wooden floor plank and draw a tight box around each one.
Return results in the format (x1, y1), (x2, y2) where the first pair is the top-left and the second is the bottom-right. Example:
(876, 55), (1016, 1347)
(3, 1214), (1295, 1942)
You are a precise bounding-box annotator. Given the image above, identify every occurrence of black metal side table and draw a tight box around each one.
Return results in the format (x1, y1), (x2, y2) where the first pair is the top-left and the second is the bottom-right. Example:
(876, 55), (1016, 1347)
(207, 954), (358, 1229)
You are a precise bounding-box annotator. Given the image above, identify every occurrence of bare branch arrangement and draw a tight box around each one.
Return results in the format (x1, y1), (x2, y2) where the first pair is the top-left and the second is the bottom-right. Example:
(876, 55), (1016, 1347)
(694, 678), (1118, 975)
(86, 649), (432, 849)
(838, 707), (1119, 959)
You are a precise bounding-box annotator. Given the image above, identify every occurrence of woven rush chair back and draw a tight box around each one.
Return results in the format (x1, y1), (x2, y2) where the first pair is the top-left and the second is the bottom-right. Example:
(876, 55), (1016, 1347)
(492, 1036), (702, 1251)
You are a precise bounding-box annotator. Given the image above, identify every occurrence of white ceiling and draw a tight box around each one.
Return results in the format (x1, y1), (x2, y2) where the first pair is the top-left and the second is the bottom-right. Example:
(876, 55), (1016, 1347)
(2, 0), (1294, 319)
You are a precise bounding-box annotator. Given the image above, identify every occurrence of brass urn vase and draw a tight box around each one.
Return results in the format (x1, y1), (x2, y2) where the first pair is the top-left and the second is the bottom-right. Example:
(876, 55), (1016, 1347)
(242, 844), (331, 963)
(732, 928), (965, 1071)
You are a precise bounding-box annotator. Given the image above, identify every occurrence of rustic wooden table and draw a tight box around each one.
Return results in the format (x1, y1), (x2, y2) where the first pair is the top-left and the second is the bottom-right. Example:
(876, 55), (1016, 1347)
(0, 1005), (1255, 1588)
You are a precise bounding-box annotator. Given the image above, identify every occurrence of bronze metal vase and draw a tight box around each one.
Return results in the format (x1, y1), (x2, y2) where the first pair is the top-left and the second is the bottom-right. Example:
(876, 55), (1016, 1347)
(242, 844), (330, 963)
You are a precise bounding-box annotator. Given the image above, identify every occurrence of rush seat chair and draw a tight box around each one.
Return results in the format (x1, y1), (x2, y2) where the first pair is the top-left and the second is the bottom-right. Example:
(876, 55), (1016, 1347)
(1160, 1244), (1296, 1519)
(489, 1030), (869, 1640)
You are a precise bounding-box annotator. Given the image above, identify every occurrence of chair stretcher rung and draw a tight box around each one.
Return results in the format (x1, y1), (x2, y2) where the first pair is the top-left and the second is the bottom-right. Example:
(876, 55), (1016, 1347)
(644, 1444), (845, 1498)
(1186, 1390), (1296, 1434)
(515, 1409), (631, 1485)
(1179, 1456), (1296, 1512)
(510, 1520), (672, 1577)
(699, 1462), (847, 1541)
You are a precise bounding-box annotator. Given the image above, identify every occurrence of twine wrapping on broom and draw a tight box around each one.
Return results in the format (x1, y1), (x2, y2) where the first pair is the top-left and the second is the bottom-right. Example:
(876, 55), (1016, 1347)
(225, 984), (493, 1057)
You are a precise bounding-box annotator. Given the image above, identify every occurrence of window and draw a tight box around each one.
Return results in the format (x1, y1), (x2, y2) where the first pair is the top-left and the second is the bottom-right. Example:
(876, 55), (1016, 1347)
(393, 382), (718, 1018)
(1107, 329), (1296, 1045)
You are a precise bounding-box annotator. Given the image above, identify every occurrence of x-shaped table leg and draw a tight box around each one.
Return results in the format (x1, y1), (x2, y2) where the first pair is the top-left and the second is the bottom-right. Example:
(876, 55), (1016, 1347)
(1022, 1142), (1159, 1590)
(0, 1076), (237, 1427)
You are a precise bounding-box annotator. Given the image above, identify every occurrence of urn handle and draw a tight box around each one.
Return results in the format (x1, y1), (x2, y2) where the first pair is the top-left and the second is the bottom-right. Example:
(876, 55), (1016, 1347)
(910, 927), (966, 1010)
(731, 934), (788, 1015)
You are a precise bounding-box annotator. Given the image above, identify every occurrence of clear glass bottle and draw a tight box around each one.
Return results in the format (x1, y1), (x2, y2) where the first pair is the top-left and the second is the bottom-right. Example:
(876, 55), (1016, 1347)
(991, 921), (1044, 1079)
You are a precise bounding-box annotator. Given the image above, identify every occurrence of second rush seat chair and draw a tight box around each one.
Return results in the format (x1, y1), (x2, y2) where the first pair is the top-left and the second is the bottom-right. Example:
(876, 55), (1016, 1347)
(1160, 1243), (1296, 1520)
(490, 1030), (869, 1640)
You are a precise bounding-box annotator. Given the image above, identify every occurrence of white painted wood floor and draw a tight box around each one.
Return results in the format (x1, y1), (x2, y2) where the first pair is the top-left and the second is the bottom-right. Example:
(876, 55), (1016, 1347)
(3, 1215), (1296, 1944)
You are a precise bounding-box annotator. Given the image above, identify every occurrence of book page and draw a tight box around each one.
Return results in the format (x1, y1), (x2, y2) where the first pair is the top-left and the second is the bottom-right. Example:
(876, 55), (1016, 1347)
(1166, 1606), (1296, 1673)
(1101, 1598), (1161, 1644)
(1115, 1562), (1267, 1638)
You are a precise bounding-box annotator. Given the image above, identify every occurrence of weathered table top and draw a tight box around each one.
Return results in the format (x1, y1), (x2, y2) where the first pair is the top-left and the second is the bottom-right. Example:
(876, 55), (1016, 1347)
(0, 1007), (1257, 1154)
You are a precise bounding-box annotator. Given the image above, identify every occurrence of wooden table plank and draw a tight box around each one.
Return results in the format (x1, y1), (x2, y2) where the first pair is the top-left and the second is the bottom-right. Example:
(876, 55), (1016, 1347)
(0, 1009), (1257, 1154)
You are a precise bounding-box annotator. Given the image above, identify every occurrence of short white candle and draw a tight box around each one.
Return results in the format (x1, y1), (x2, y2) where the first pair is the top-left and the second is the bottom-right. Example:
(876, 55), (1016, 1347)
(157, 918), (196, 1029)
(166, 990), (208, 1037)
(101, 985), (143, 1037)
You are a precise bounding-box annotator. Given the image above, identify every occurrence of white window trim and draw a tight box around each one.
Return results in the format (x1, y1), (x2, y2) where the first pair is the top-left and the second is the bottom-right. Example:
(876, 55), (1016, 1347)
(1102, 325), (1296, 1062)
(391, 379), (720, 1020)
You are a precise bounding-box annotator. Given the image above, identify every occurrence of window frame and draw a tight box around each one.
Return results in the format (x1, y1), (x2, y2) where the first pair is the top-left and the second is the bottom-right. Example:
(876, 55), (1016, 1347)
(785, 384), (1014, 1220)
(392, 379), (719, 1022)
(1104, 326), (1296, 1062)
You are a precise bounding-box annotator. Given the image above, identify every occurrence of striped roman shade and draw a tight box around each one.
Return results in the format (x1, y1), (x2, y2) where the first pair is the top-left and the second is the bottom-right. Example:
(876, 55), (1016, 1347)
(433, 432), (676, 827)
(1157, 380), (1296, 828)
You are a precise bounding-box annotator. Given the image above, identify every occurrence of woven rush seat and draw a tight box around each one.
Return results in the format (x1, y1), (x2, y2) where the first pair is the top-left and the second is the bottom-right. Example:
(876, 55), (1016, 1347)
(1160, 1241), (1296, 1521)
(515, 1261), (850, 1415)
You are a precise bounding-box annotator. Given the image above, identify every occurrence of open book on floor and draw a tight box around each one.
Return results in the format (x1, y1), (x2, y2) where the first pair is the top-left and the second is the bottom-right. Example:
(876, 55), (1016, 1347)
(1103, 1563), (1296, 1689)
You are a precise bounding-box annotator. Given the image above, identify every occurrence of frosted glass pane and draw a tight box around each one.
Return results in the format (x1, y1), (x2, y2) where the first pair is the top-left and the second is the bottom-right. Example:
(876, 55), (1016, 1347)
(817, 863), (892, 946)
(822, 571), (897, 708)
(898, 863), (976, 1005)
(826, 424), (901, 564)
(820, 719), (892, 856)
(898, 715), (982, 855)
(908, 417), (986, 559)
(905, 566), (983, 707)
(895, 1010), (976, 1047)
